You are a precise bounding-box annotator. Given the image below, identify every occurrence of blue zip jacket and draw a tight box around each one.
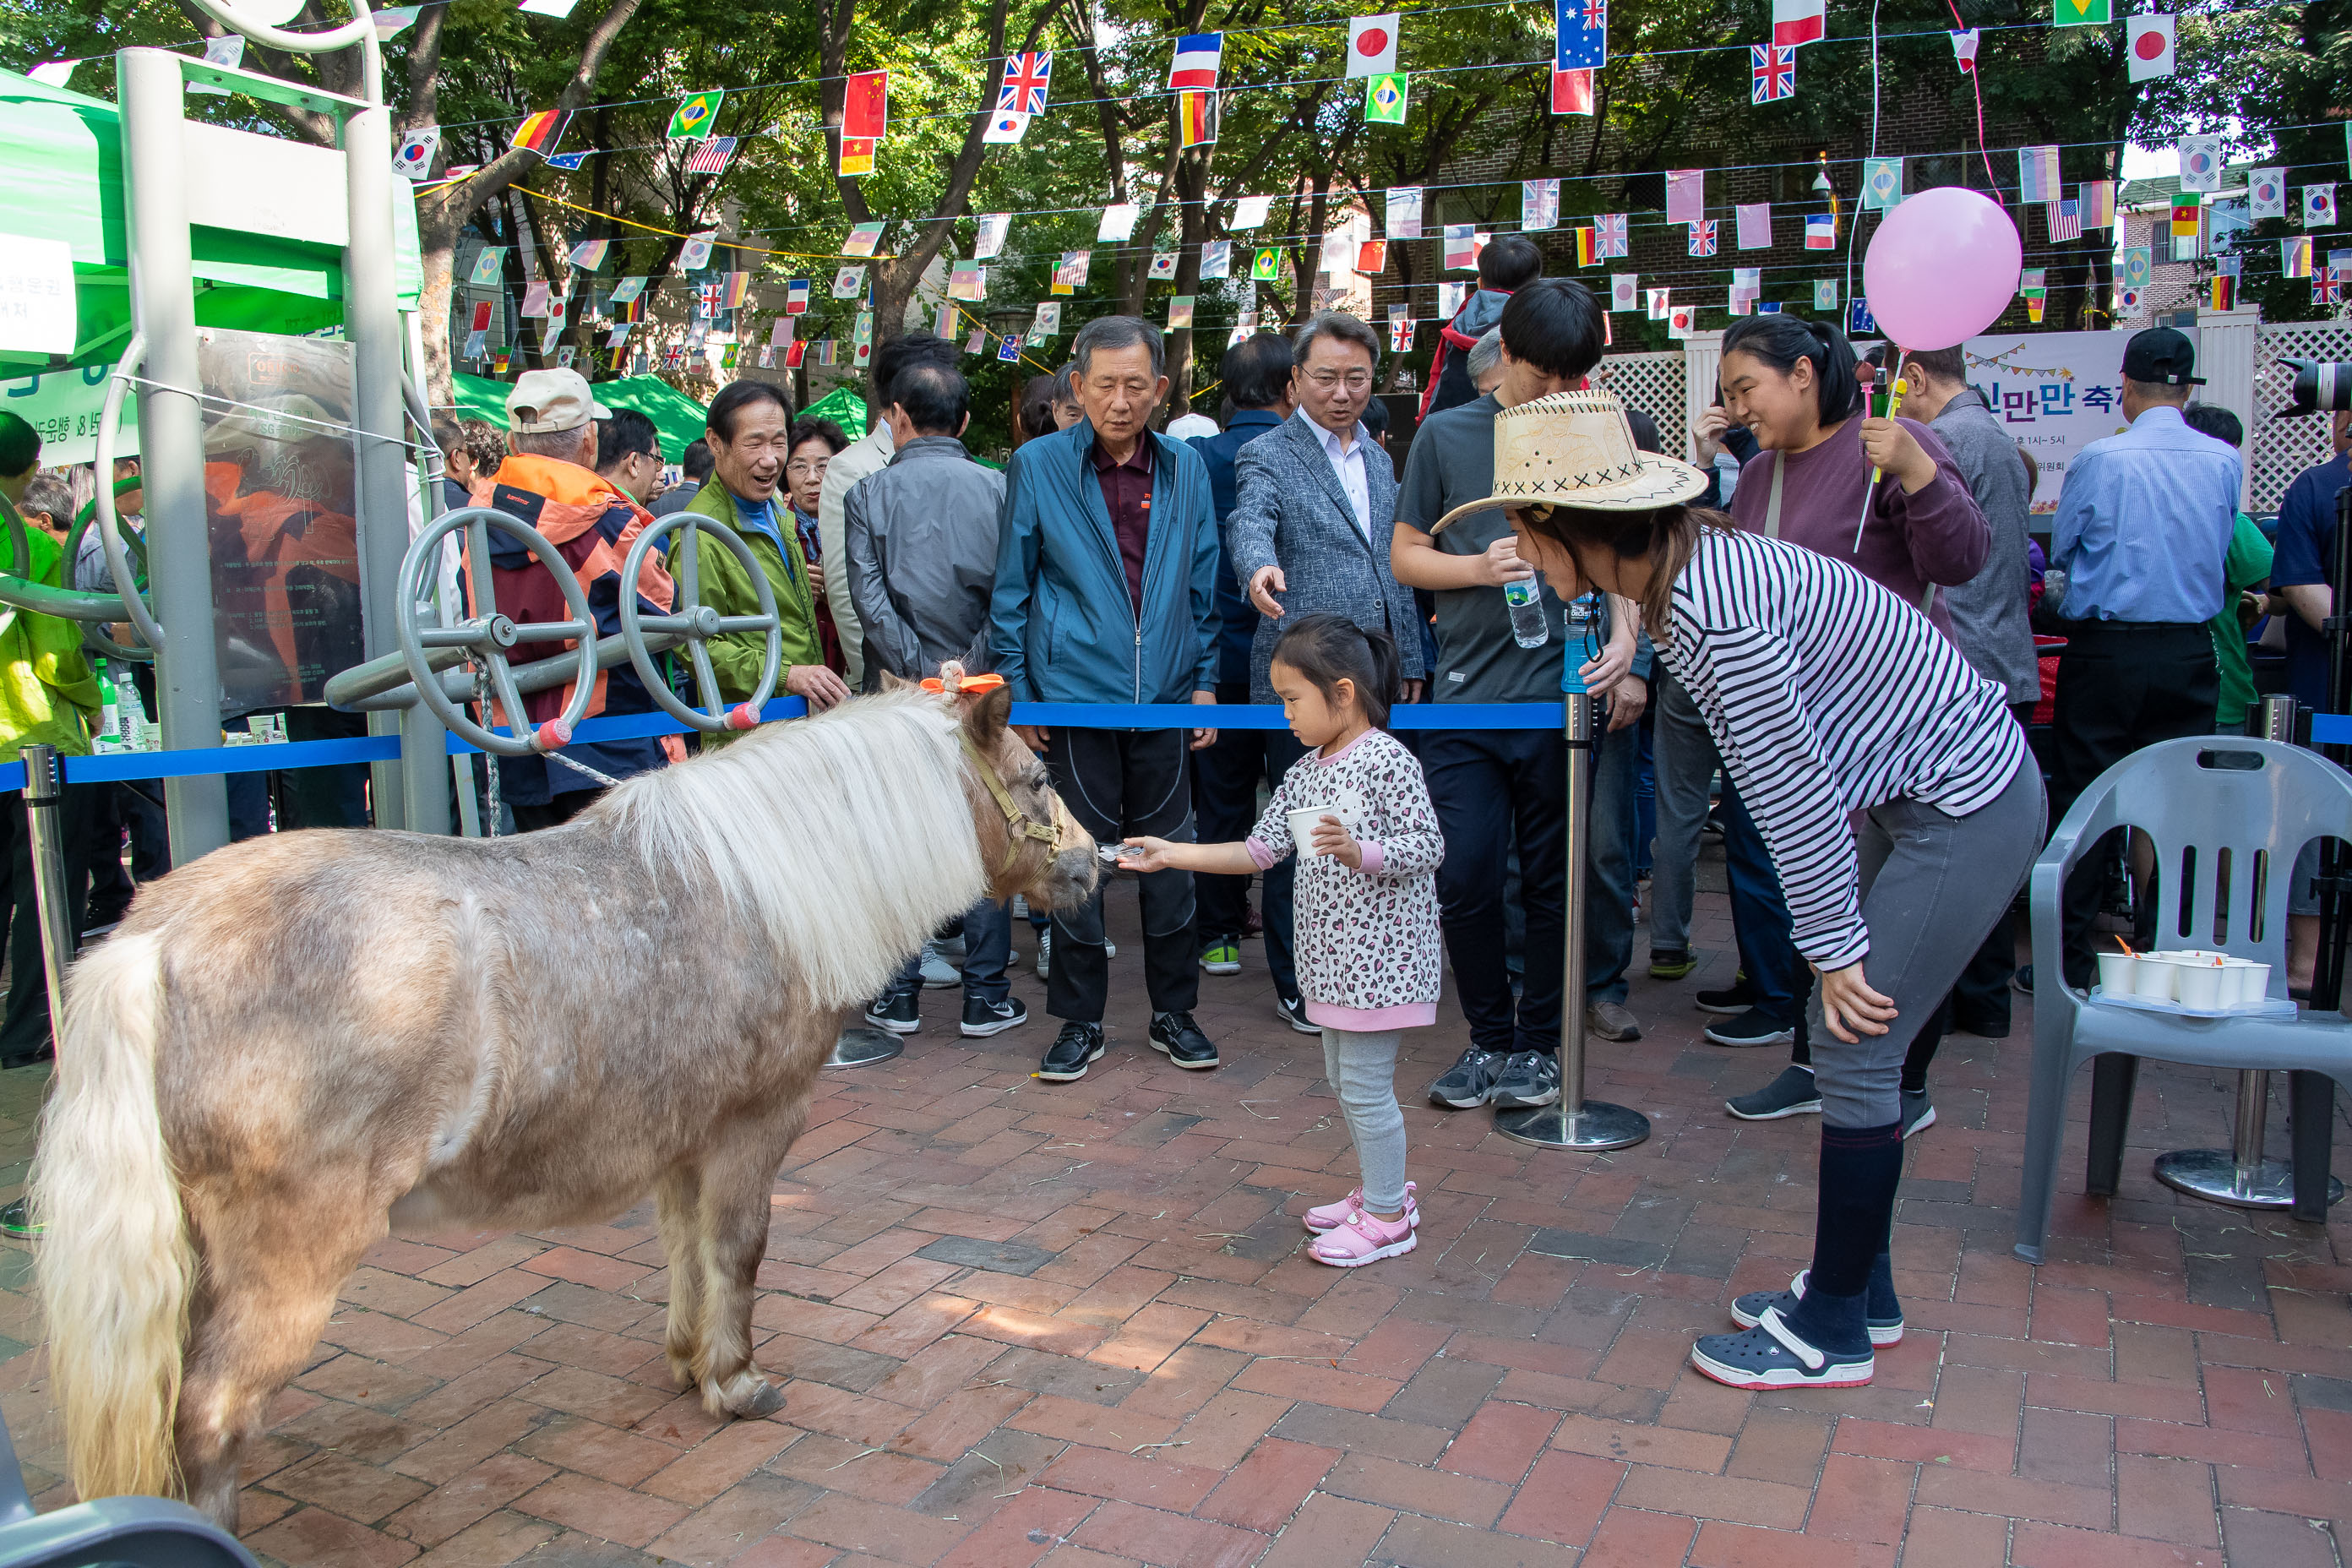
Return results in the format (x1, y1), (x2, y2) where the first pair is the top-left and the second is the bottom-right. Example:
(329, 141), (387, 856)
(989, 420), (1222, 705)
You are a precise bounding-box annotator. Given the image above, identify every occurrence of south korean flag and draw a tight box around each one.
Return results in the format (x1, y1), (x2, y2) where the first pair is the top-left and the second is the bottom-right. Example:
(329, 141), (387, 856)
(393, 126), (440, 181)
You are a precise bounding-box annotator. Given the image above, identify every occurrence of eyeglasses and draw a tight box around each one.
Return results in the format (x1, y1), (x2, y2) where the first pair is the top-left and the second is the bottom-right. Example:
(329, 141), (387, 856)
(784, 458), (828, 478)
(1304, 370), (1374, 392)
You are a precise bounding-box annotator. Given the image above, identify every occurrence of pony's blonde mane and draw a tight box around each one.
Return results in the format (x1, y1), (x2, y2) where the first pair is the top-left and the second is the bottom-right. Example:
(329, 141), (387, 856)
(596, 690), (988, 1010)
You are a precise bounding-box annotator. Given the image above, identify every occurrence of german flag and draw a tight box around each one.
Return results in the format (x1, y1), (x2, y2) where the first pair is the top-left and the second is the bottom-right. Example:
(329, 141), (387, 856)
(511, 110), (566, 155)
(1178, 90), (1217, 149)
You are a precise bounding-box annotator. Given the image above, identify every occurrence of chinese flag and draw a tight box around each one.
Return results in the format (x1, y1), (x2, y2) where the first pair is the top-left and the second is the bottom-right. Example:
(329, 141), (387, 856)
(1551, 68), (1593, 115)
(843, 71), (888, 139)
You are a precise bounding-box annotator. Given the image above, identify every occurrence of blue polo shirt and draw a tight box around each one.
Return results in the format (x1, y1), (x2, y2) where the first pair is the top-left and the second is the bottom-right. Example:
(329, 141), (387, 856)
(2271, 449), (2352, 710)
(2049, 404), (2240, 624)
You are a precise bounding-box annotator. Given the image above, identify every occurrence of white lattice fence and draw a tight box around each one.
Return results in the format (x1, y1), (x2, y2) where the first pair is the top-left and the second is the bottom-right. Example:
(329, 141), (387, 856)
(1593, 351), (1687, 459)
(2253, 319), (2352, 514)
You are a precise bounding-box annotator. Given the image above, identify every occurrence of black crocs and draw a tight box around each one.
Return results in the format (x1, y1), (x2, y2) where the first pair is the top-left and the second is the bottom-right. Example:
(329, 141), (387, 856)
(1691, 1308), (1875, 1390)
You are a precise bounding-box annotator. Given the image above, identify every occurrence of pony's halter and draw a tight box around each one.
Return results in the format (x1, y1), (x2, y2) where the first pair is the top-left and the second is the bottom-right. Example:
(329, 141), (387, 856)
(961, 729), (1059, 878)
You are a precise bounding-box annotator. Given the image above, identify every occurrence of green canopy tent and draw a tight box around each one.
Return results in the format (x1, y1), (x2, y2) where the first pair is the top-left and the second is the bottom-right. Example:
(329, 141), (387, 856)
(0, 66), (425, 455)
(798, 384), (868, 443)
(452, 373), (713, 463)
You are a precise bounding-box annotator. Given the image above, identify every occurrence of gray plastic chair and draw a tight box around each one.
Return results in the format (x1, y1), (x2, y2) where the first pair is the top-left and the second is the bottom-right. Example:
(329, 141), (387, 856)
(2015, 736), (2352, 1263)
(0, 1407), (256, 1568)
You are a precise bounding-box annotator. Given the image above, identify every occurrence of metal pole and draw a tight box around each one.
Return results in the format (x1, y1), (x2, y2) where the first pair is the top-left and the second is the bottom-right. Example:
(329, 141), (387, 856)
(18, 746), (77, 1033)
(1496, 686), (1649, 1152)
(119, 48), (229, 862)
(344, 101), (449, 835)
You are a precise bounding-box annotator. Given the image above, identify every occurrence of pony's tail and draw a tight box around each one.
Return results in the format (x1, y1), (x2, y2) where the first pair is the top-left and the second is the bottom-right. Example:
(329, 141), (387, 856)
(32, 933), (190, 1500)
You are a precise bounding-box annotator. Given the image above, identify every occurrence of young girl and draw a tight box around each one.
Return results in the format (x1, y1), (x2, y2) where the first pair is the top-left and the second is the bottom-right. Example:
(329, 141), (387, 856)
(1446, 389), (2040, 1390)
(1124, 614), (1444, 1267)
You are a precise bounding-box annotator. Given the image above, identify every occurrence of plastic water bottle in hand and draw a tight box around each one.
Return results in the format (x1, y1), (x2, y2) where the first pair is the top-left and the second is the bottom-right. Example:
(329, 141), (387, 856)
(1504, 578), (1549, 649)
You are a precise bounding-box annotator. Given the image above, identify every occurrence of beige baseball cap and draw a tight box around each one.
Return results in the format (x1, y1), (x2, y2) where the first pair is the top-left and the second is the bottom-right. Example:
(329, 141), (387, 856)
(507, 368), (612, 434)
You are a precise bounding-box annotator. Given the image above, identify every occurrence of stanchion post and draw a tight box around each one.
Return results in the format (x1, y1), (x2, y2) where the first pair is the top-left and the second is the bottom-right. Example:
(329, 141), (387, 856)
(19, 745), (77, 1032)
(1495, 688), (1649, 1152)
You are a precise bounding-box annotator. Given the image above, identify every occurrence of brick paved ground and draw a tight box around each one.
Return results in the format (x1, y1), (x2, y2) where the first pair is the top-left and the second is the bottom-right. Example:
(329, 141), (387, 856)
(0, 885), (2345, 1568)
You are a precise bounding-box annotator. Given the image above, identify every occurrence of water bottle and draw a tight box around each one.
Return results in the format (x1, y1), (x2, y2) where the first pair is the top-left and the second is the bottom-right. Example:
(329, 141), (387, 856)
(1504, 577), (1549, 648)
(95, 660), (121, 749)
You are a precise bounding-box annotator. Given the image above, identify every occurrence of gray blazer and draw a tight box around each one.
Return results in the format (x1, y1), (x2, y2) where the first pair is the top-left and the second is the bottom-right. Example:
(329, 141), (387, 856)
(1226, 411), (1424, 700)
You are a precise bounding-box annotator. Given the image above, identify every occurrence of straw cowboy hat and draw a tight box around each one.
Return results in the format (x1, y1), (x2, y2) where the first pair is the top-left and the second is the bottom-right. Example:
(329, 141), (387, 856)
(1431, 388), (1709, 535)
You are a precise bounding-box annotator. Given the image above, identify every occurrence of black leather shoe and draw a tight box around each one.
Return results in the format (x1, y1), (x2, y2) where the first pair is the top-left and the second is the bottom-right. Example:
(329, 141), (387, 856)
(1149, 1010), (1221, 1070)
(1036, 1021), (1105, 1081)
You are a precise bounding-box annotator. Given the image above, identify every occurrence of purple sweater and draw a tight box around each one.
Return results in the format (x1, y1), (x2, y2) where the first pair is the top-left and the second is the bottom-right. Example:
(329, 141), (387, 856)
(1727, 416), (1989, 636)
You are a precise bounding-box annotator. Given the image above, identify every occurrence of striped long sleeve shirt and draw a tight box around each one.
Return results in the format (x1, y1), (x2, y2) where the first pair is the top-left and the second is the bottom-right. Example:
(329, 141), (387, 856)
(1657, 528), (2028, 971)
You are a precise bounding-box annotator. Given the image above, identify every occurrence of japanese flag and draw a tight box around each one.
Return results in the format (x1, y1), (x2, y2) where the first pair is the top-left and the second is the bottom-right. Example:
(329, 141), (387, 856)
(1347, 14), (1399, 78)
(2126, 13), (2174, 81)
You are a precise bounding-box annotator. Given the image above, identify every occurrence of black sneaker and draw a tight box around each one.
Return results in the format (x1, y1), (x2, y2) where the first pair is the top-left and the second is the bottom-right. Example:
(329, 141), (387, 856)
(863, 988), (920, 1035)
(0, 1198), (38, 1240)
(961, 995), (1029, 1038)
(2011, 964), (2034, 995)
(1726, 1064), (1823, 1120)
(1695, 974), (1757, 1015)
(1149, 1010), (1221, 1070)
(1490, 1050), (1560, 1108)
(1274, 994), (1319, 1035)
(1036, 1021), (1105, 1081)
(1428, 1048), (1506, 1108)
(1702, 1008), (1795, 1048)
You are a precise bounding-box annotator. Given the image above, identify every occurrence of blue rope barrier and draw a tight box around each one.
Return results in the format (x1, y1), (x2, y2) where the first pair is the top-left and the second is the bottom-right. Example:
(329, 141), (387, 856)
(1, 696), (1574, 791)
(2311, 713), (2352, 747)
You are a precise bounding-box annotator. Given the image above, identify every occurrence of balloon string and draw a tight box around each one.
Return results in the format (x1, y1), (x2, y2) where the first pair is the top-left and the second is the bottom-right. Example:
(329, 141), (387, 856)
(1939, 0), (2000, 188)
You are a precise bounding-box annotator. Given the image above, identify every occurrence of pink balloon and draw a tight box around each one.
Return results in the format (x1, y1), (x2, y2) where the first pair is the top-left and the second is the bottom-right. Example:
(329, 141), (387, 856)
(1859, 186), (2023, 351)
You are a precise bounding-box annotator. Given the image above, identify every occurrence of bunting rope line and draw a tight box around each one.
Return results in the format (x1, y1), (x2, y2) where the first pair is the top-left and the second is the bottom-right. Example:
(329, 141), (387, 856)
(412, 17), (2072, 139)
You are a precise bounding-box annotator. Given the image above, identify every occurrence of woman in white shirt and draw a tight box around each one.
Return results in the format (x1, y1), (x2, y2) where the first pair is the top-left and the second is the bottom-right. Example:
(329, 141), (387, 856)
(1435, 389), (2043, 1392)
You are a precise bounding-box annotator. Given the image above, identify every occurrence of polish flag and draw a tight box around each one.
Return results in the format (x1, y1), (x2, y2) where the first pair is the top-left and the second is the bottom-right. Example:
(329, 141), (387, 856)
(1772, 0), (1824, 49)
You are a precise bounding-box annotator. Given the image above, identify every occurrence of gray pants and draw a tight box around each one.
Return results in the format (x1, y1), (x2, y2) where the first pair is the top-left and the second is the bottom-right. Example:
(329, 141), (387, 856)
(1821, 758), (2045, 1127)
(1648, 672), (1719, 954)
(1320, 1027), (1408, 1211)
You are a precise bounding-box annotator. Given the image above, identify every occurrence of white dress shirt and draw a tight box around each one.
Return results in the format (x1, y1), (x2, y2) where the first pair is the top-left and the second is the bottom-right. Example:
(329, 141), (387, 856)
(1305, 410), (1373, 539)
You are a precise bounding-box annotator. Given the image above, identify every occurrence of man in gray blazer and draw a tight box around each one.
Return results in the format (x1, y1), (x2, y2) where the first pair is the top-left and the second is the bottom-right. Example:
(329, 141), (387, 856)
(1225, 310), (1426, 1030)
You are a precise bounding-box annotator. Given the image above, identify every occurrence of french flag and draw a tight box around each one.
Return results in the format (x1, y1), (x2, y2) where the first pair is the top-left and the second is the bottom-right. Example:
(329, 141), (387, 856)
(1772, 0), (1824, 48)
(1168, 32), (1222, 90)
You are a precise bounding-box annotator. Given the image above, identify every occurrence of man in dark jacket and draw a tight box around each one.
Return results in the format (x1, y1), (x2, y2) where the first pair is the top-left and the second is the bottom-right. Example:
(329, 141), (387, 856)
(1184, 331), (1292, 981)
(846, 362), (1025, 1042)
(989, 316), (1224, 1083)
(1423, 234), (1541, 418)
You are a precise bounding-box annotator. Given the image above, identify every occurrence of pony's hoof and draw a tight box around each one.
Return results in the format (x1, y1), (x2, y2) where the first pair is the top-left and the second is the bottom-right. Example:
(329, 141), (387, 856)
(716, 1374), (785, 1418)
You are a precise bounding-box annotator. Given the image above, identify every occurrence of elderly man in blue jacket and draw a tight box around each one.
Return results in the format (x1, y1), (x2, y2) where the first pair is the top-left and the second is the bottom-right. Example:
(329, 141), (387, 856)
(991, 316), (1225, 1083)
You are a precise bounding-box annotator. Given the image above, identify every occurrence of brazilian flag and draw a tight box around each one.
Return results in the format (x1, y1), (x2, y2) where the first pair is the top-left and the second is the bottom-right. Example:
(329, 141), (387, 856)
(668, 90), (723, 139)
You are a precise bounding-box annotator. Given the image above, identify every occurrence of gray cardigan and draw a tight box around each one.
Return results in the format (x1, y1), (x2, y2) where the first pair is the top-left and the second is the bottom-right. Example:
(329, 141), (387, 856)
(1225, 411), (1424, 701)
(1929, 390), (2039, 702)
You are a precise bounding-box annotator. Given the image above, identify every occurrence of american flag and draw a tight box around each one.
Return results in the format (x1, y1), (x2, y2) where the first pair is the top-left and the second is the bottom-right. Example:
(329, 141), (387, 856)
(1687, 220), (1718, 257)
(1594, 212), (1627, 258)
(1750, 43), (1794, 103)
(999, 52), (1052, 115)
(686, 135), (738, 175)
(2046, 199), (2082, 242)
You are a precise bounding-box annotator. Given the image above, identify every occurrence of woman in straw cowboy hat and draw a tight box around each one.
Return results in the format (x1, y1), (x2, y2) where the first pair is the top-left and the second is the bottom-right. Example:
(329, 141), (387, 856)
(1433, 389), (2042, 1392)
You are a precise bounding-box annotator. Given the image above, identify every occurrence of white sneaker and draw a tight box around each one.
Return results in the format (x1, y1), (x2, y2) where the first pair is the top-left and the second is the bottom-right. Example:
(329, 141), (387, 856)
(919, 940), (959, 988)
(1035, 929), (1052, 979)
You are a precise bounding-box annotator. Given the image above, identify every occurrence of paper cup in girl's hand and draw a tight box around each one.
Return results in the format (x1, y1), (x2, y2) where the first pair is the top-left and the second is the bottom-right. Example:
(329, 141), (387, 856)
(1289, 806), (1361, 858)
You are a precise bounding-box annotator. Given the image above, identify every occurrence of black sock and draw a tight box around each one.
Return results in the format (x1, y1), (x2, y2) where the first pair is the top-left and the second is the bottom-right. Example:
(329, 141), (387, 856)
(1807, 1120), (1905, 1298)
(1900, 997), (1952, 1096)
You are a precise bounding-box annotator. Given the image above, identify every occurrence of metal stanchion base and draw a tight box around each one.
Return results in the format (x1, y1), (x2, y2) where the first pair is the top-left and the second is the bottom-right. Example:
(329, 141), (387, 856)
(2153, 1147), (2344, 1211)
(1494, 1099), (1650, 1152)
(825, 1026), (905, 1069)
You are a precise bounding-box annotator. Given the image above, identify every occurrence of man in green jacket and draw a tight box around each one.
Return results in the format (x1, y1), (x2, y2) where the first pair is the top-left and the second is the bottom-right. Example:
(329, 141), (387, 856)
(0, 412), (101, 1066)
(678, 381), (852, 718)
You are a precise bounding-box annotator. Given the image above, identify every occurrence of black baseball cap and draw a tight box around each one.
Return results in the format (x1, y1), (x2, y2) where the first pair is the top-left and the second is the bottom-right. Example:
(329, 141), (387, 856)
(2121, 326), (2204, 386)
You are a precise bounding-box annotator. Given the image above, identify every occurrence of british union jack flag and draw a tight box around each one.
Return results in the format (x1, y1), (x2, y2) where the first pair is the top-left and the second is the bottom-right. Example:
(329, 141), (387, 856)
(1750, 43), (1794, 103)
(1687, 220), (1718, 257)
(999, 52), (1053, 116)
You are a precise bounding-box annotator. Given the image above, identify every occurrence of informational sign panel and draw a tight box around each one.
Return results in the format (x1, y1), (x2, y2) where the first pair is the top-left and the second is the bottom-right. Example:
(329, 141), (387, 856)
(0, 237), (76, 357)
(1, 361), (139, 466)
(195, 329), (366, 710)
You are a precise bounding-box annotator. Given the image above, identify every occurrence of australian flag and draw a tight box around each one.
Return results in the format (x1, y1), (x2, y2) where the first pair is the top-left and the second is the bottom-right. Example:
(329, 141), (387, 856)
(1556, 0), (1606, 71)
